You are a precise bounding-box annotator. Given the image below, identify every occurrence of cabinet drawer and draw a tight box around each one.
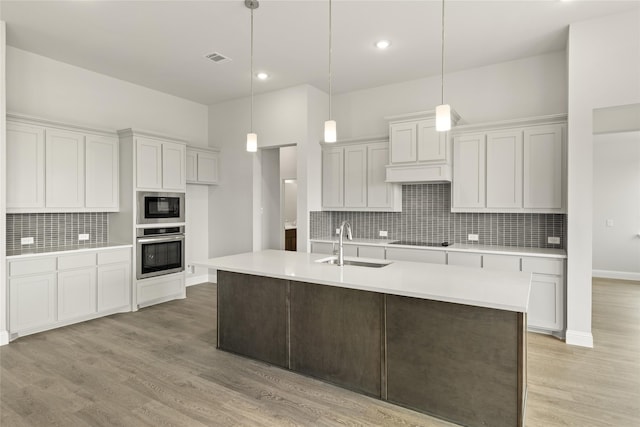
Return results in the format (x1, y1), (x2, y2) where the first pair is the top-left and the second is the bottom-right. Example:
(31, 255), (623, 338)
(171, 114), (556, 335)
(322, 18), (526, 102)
(342, 245), (358, 257)
(447, 252), (482, 268)
(483, 254), (521, 272)
(311, 242), (334, 255)
(58, 253), (96, 270)
(9, 257), (57, 276)
(98, 248), (131, 265)
(521, 257), (564, 275)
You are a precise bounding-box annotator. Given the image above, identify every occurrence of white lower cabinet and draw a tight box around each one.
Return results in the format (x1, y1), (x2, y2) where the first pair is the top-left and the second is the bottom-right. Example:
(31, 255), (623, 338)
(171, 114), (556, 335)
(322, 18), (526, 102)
(357, 245), (385, 260)
(385, 247), (447, 264)
(8, 247), (132, 340)
(58, 268), (97, 321)
(311, 242), (335, 255)
(9, 273), (56, 333)
(522, 257), (564, 332)
(137, 273), (185, 308)
(482, 254), (521, 272)
(447, 252), (482, 268)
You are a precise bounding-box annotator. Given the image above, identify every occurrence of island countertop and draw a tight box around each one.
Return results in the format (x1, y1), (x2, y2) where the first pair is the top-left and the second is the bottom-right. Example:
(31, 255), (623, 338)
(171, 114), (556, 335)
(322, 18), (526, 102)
(194, 249), (531, 313)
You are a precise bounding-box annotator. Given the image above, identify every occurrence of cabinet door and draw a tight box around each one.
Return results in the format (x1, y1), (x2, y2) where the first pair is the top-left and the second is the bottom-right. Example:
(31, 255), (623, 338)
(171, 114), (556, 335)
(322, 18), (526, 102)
(342, 244), (358, 257)
(453, 134), (486, 209)
(528, 274), (563, 331)
(483, 254), (520, 272)
(523, 125), (563, 210)
(344, 145), (367, 208)
(98, 263), (131, 312)
(447, 252), (482, 268)
(186, 150), (197, 183)
(385, 247), (446, 264)
(46, 129), (85, 208)
(486, 130), (522, 209)
(367, 143), (394, 208)
(322, 148), (344, 208)
(85, 135), (119, 209)
(197, 151), (219, 184)
(136, 138), (162, 189)
(358, 245), (385, 260)
(6, 122), (46, 209)
(389, 122), (417, 164)
(417, 119), (447, 163)
(9, 273), (56, 332)
(58, 268), (97, 321)
(162, 142), (186, 191)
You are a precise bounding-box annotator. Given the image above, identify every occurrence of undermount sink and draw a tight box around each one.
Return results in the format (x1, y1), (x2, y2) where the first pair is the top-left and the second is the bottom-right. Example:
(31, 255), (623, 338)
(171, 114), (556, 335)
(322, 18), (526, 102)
(315, 256), (391, 268)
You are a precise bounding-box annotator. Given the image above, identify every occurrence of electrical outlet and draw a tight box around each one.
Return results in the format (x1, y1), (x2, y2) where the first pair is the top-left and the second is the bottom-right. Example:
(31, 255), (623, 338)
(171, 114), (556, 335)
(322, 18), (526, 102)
(335, 228), (340, 235)
(468, 234), (479, 242)
(78, 234), (90, 241)
(548, 236), (561, 244)
(187, 265), (195, 274)
(379, 230), (388, 238)
(21, 237), (34, 245)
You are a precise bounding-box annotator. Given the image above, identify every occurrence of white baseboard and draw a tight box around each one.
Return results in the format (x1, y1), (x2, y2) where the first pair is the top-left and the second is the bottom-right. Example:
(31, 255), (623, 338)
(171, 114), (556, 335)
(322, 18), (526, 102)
(186, 273), (217, 287)
(565, 330), (594, 348)
(592, 269), (640, 281)
(0, 330), (8, 346)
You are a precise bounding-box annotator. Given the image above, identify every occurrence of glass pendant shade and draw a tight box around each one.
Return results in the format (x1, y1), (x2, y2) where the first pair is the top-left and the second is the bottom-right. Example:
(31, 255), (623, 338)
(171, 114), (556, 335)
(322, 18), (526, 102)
(324, 120), (337, 143)
(246, 132), (257, 152)
(435, 104), (451, 132)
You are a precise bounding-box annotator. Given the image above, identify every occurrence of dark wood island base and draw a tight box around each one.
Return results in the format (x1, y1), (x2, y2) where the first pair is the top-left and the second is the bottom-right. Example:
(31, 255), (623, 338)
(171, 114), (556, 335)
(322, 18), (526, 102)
(217, 270), (527, 427)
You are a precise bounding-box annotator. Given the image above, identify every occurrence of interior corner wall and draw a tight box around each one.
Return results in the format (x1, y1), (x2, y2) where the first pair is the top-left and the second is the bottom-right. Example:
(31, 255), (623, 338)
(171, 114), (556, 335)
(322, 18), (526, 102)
(566, 9), (640, 347)
(333, 51), (567, 139)
(0, 21), (8, 346)
(6, 46), (211, 286)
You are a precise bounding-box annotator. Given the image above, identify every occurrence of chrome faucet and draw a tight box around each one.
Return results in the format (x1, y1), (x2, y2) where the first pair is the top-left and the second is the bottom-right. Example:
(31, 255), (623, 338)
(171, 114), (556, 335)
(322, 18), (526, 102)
(337, 220), (353, 266)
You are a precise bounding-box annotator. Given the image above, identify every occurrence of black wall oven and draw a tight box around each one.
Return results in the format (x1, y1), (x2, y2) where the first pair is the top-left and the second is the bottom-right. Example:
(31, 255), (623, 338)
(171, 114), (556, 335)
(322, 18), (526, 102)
(137, 192), (185, 225)
(136, 226), (185, 279)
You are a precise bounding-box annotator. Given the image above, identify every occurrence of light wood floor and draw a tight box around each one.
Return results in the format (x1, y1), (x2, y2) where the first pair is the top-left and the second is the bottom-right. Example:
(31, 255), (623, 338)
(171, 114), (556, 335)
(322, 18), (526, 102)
(1, 278), (638, 426)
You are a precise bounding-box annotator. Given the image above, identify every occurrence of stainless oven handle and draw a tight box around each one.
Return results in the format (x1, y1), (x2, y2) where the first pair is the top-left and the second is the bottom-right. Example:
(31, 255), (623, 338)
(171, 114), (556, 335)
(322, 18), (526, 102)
(137, 235), (185, 244)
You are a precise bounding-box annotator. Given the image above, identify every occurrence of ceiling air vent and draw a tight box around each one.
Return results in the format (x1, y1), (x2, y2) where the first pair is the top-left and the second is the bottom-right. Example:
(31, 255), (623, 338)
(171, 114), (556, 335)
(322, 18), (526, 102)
(205, 52), (231, 64)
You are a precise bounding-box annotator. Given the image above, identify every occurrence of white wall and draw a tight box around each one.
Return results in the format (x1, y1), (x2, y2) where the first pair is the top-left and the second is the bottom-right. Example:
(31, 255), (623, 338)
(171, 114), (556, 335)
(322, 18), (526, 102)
(334, 51), (567, 138)
(593, 131), (640, 280)
(566, 9), (640, 347)
(5, 47), (211, 286)
(0, 21), (8, 346)
(280, 145), (297, 180)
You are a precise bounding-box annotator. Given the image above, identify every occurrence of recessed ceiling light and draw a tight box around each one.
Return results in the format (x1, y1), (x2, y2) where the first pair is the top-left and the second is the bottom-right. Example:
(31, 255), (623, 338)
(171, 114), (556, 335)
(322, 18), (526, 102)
(256, 72), (269, 80)
(375, 40), (391, 49)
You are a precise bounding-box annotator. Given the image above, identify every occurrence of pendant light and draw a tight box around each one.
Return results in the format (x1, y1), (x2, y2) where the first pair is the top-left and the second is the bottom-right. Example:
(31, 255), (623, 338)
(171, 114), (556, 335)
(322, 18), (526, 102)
(246, 0), (259, 152)
(324, 0), (337, 143)
(435, 0), (451, 132)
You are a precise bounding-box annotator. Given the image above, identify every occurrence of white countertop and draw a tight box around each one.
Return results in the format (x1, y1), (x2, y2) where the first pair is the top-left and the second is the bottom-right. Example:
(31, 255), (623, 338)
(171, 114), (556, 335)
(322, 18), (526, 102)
(194, 250), (531, 313)
(7, 242), (133, 259)
(311, 237), (566, 259)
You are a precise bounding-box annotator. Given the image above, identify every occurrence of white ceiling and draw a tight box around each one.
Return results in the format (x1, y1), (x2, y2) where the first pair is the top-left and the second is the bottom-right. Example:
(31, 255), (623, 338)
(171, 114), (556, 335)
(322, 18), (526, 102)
(2, 0), (639, 105)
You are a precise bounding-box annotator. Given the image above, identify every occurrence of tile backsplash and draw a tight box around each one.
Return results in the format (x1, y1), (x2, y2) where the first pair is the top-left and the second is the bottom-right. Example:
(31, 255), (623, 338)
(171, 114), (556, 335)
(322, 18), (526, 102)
(6, 213), (109, 251)
(311, 183), (565, 249)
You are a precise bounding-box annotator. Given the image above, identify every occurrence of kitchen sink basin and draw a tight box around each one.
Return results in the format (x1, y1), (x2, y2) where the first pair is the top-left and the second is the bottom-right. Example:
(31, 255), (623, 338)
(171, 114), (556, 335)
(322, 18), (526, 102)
(315, 257), (391, 268)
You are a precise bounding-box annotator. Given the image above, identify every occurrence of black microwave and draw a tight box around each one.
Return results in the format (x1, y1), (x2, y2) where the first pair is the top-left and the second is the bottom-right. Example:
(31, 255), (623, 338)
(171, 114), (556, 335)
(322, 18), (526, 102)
(137, 192), (185, 224)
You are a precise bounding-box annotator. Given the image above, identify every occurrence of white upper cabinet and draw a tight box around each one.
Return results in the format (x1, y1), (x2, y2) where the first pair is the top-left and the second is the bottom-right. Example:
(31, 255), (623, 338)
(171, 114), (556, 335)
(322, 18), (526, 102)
(322, 147), (344, 209)
(7, 115), (120, 212)
(524, 125), (564, 210)
(322, 138), (401, 212)
(136, 137), (186, 191)
(486, 130), (522, 209)
(344, 145), (367, 208)
(452, 133), (486, 209)
(186, 146), (220, 185)
(45, 129), (85, 208)
(136, 138), (163, 190)
(85, 135), (119, 209)
(162, 142), (186, 191)
(6, 121), (45, 209)
(452, 115), (566, 213)
(385, 111), (460, 183)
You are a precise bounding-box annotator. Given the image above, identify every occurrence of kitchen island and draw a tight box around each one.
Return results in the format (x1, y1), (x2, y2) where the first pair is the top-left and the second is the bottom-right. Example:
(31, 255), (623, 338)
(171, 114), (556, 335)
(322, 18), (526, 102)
(196, 250), (531, 427)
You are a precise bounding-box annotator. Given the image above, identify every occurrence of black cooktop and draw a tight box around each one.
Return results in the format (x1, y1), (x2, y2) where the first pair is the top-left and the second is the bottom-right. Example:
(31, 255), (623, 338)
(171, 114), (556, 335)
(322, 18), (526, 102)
(390, 241), (450, 247)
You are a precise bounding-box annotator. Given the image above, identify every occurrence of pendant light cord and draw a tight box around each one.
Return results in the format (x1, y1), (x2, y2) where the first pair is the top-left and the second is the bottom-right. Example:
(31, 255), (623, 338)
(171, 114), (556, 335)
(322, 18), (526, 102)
(328, 0), (333, 120)
(250, 7), (254, 133)
(441, 0), (445, 105)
